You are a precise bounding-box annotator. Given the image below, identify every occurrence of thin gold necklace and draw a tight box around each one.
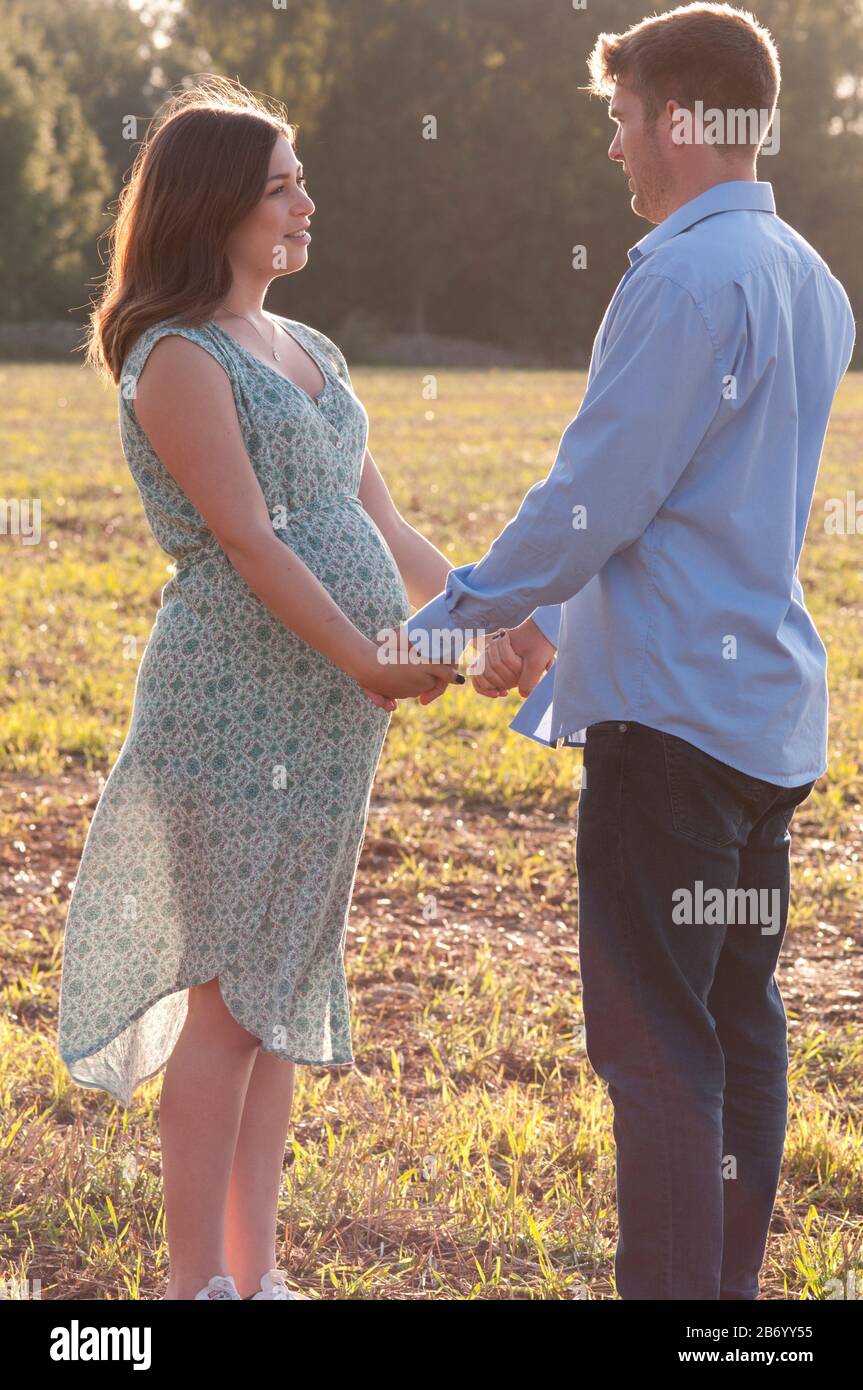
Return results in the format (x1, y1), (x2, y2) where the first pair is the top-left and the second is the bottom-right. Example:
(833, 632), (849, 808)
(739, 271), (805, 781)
(220, 307), (283, 361)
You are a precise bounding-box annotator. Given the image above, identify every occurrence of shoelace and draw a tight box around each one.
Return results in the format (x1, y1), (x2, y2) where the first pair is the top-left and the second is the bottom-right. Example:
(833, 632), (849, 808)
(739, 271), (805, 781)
(206, 1275), (239, 1300)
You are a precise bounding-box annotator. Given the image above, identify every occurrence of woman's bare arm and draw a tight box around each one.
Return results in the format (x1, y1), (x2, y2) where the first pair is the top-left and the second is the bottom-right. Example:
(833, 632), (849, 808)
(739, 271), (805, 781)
(358, 447), (451, 608)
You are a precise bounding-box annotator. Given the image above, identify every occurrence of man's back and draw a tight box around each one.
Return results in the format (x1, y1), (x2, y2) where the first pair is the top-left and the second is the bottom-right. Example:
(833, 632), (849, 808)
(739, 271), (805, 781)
(644, 196), (853, 563)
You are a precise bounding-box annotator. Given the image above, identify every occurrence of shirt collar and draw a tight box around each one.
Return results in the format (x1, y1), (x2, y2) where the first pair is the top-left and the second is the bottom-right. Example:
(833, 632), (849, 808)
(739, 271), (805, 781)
(628, 180), (776, 266)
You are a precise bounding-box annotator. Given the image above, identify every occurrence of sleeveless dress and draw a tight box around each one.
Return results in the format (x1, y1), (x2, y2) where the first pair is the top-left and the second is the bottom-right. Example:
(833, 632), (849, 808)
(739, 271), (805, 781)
(56, 314), (410, 1107)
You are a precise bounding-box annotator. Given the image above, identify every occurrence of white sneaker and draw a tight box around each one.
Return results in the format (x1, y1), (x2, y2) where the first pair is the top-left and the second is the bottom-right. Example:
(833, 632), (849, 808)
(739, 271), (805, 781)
(194, 1274), (242, 1300)
(248, 1268), (308, 1300)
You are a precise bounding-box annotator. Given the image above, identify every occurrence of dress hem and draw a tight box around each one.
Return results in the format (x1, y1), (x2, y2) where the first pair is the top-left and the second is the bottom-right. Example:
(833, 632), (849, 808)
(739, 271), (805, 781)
(60, 971), (355, 1108)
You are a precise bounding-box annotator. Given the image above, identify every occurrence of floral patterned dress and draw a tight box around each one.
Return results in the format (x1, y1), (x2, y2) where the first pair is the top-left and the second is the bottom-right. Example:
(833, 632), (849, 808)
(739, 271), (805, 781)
(57, 315), (409, 1107)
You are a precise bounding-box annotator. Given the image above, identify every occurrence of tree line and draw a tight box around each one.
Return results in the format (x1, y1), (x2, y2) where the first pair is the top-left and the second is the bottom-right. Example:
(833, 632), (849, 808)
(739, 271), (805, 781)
(1, 0), (860, 365)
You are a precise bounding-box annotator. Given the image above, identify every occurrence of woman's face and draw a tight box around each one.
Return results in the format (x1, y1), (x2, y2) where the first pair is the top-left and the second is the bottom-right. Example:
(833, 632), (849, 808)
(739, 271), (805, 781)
(224, 132), (316, 279)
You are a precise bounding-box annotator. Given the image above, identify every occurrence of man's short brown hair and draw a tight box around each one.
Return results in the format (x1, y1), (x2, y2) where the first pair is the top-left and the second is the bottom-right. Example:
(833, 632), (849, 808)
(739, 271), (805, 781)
(588, 2), (780, 147)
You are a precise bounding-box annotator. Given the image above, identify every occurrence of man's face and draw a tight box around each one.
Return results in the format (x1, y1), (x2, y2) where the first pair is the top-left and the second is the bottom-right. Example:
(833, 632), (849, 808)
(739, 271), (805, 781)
(607, 81), (669, 224)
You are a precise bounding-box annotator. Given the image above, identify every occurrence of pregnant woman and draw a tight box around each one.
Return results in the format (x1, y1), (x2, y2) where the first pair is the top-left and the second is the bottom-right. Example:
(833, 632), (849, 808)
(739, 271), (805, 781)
(57, 76), (460, 1301)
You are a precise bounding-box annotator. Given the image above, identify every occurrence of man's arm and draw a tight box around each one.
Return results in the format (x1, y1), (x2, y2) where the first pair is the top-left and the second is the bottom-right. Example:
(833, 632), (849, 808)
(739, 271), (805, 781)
(406, 272), (724, 655)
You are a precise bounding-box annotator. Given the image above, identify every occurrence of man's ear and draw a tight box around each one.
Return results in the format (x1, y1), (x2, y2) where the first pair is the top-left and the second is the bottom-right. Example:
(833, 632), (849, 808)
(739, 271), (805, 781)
(665, 97), (689, 151)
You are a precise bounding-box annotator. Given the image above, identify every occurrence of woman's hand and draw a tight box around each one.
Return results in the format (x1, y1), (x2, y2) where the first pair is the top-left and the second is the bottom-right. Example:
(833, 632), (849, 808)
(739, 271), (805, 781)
(357, 685), (399, 711)
(352, 629), (464, 702)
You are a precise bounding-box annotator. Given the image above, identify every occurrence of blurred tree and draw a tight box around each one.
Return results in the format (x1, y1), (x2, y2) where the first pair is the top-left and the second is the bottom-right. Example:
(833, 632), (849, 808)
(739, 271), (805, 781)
(0, 0), (203, 320)
(174, 0), (335, 134)
(0, 7), (111, 319)
(0, 0), (858, 361)
(757, 0), (863, 322)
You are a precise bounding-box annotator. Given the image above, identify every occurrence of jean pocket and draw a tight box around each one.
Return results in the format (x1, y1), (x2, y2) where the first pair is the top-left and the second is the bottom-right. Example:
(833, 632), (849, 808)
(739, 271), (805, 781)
(661, 732), (770, 849)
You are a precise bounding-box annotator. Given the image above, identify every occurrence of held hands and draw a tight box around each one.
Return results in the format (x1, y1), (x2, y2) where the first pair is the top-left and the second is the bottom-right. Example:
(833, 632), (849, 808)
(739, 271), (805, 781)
(353, 617), (556, 710)
(469, 617), (556, 699)
(355, 626), (463, 709)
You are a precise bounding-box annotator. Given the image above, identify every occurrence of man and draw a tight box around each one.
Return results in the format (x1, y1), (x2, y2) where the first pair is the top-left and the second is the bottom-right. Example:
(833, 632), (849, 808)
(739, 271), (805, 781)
(402, 3), (855, 1299)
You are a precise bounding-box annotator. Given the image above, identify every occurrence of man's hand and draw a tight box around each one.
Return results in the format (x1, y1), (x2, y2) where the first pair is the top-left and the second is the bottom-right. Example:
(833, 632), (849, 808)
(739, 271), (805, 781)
(469, 617), (556, 698)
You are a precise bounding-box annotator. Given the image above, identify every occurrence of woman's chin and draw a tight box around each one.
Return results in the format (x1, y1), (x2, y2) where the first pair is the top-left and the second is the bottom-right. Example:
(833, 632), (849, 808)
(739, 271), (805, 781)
(270, 256), (307, 278)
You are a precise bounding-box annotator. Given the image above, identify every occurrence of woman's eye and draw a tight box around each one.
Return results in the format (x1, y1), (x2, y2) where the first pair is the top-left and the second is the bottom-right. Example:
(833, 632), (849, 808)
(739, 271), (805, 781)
(270, 178), (306, 195)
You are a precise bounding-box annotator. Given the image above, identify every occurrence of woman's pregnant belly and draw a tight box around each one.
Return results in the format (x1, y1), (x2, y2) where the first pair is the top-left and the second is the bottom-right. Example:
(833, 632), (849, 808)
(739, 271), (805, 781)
(153, 495), (409, 672)
(121, 497), (407, 797)
(274, 496), (410, 639)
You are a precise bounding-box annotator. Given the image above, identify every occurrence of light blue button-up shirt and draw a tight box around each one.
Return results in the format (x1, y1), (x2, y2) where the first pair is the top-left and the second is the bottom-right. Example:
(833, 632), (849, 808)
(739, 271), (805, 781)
(406, 181), (856, 787)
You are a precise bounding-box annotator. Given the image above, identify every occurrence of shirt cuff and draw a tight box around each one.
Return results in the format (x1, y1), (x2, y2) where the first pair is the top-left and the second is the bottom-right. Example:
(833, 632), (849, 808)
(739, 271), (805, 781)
(404, 591), (456, 653)
(530, 604), (561, 647)
(407, 584), (560, 662)
(406, 565), (499, 663)
(508, 666), (557, 744)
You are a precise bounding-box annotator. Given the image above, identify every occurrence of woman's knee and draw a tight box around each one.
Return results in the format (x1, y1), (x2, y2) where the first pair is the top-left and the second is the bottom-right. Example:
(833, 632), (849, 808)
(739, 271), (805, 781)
(188, 977), (261, 1050)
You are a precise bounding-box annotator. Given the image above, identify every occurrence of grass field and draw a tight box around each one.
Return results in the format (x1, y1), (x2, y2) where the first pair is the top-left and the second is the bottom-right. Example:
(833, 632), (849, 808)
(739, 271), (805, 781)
(1, 361), (861, 1300)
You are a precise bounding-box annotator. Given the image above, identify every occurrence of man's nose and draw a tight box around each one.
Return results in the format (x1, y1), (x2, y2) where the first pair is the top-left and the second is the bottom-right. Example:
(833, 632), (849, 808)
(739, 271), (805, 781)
(609, 134), (623, 162)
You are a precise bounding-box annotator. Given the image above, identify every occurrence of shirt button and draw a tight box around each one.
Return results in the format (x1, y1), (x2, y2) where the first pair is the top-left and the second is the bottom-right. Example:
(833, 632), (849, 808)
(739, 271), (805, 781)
(618, 722), (628, 732)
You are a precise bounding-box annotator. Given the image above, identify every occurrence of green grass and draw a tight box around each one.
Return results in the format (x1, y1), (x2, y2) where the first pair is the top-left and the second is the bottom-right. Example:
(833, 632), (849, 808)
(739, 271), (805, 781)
(0, 362), (861, 1300)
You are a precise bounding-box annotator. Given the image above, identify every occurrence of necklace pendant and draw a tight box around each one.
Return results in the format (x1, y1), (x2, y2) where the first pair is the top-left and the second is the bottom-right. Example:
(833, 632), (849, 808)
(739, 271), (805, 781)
(272, 349), (281, 361)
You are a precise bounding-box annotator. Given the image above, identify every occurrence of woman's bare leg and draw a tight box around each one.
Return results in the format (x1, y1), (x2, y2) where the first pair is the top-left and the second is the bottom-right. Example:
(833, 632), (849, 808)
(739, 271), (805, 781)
(159, 977), (261, 1300)
(224, 1049), (297, 1298)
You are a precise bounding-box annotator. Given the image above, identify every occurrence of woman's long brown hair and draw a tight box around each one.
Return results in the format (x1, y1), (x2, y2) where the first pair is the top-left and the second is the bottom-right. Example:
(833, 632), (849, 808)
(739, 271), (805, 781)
(85, 75), (297, 384)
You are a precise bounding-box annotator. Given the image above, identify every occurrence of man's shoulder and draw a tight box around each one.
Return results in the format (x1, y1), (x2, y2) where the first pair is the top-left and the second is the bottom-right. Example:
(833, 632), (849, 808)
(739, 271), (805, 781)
(641, 208), (838, 304)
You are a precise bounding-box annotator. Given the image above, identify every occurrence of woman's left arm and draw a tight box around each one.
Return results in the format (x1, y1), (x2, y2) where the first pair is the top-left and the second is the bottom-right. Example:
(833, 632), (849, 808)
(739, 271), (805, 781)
(358, 447), (451, 608)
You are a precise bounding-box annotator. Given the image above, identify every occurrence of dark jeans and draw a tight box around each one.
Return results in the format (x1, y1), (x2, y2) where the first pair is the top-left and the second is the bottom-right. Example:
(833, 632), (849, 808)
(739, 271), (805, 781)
(576, 720), (815, 1300)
